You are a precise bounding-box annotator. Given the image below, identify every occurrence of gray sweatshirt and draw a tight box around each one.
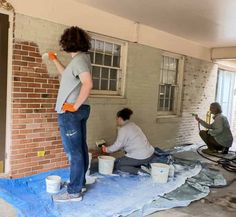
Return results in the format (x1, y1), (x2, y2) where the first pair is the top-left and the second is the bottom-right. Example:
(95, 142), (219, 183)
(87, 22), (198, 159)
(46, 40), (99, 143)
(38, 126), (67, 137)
(107, 121), (154, 159)
(199, 114), (233, 147)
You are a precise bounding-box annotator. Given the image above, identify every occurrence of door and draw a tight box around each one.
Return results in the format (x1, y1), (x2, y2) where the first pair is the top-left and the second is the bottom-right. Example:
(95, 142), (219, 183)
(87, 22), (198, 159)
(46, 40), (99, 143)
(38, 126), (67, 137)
(216, 69), (236, 125)
(0, 13), (9, 173)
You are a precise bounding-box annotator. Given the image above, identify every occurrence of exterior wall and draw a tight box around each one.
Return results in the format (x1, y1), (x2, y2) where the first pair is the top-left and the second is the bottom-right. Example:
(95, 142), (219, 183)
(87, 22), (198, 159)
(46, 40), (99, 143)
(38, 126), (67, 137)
(8, 14), (218, 177)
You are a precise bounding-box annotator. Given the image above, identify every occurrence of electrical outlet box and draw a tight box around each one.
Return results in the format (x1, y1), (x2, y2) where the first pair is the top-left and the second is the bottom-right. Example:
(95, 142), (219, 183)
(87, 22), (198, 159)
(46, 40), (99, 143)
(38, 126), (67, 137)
(37, 151), (45, 157)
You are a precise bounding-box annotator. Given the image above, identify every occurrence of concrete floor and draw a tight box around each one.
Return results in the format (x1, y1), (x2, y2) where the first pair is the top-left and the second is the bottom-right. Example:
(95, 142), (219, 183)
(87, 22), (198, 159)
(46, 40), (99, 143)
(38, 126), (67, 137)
(0, 159), (235, 217)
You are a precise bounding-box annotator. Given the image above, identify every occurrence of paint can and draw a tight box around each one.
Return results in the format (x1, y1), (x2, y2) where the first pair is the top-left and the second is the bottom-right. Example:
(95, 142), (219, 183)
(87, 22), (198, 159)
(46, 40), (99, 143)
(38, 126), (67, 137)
(98, 155), (115, 175)
(150, 163), (170, 183)
(45, 175), (61, 193)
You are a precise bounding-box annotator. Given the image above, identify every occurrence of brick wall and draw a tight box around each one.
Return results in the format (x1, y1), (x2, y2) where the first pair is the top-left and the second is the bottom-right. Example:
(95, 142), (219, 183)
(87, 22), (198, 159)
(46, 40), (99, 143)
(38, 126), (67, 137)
(11, 41), (68, 178)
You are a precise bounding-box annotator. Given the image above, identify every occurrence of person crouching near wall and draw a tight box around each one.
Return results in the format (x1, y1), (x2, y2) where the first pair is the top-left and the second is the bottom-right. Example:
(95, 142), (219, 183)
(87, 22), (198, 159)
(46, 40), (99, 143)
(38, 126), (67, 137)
(195, 102), (233, 154)
(102, 108), (155, 175)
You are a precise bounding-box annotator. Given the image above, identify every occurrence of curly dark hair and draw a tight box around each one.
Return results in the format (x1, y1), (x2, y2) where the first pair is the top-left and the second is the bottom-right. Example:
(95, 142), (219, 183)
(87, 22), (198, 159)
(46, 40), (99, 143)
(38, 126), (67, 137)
(59, 26), (91, 52)
(117, 108), (133, 121)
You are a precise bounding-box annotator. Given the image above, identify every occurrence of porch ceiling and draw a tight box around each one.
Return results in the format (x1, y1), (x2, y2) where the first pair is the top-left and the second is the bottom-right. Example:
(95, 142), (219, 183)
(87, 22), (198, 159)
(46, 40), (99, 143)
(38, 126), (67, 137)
(75, 0), (236, 48)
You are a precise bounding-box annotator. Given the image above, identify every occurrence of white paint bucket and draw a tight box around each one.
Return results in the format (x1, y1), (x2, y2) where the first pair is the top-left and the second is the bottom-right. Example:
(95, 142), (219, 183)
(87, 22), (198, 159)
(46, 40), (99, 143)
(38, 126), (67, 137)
(45, 175), (61, 193)
(86, 152), (92, 177)
(151, 163), (170, 183)
(98, 155), (115, 175)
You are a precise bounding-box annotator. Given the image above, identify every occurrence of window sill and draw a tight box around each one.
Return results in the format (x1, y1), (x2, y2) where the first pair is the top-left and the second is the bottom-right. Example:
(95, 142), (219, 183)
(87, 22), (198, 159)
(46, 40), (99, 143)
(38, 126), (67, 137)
(156, 115), (181, 123)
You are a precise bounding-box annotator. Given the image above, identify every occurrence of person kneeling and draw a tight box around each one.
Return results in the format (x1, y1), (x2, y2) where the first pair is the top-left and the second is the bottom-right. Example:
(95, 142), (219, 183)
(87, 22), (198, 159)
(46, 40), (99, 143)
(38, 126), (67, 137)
(102, 108), (155, 175)
(195, 102), (233, 154)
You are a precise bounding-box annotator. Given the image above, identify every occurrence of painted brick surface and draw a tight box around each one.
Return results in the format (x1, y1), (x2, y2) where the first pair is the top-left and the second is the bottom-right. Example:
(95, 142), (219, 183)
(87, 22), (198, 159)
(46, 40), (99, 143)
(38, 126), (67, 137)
(9, 14), (219, 177)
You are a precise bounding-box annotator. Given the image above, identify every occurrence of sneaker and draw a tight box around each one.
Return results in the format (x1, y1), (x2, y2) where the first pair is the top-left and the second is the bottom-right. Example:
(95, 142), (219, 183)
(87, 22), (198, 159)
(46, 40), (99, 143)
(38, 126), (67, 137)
(140, 165), (151, 175)
(53, 191), (82, 202)
(202, 148), (217, 154)
(61, 181), (86, 193)
(222, 147), (229, 154)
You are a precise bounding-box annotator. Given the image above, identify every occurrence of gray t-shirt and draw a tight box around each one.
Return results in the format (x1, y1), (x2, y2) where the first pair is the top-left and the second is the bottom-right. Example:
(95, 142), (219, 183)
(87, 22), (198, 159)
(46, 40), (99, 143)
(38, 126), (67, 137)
(55, 53), (91, 113)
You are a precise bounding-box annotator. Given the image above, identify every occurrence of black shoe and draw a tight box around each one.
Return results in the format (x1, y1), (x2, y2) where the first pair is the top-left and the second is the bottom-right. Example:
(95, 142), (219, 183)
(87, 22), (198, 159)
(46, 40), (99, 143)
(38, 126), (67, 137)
(222, 147), (229, 154)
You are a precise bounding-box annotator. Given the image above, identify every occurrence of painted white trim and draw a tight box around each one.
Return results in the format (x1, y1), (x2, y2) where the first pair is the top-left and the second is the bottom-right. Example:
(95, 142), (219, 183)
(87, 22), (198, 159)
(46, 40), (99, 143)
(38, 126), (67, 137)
(0, 8), (13, 175)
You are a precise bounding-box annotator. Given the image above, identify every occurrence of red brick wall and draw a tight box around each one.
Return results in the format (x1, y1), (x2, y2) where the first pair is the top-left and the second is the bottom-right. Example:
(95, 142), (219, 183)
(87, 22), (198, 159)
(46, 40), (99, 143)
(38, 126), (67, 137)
(11, 41), (68, 178)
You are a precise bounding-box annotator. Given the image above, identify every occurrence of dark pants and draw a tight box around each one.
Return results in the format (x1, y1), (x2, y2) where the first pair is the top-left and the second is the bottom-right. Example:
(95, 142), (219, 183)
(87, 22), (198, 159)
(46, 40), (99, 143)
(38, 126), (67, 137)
(199, 130), (224, 151)
(58, 105), (90, 194)
(115, 154), (154, 175)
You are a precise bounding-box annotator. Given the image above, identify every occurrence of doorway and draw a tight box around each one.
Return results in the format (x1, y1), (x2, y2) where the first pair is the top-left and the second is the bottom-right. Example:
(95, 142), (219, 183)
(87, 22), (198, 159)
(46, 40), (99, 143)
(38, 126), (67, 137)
(0, 13), (9, 173)
(216, 68), (236, 150)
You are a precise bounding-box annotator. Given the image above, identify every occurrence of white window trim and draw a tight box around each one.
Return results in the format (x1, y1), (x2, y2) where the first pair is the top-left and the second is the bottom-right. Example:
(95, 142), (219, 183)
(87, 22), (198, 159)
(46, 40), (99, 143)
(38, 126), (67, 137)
(157, 52), (185, 117)
(0, 8), (13, 175)
(88, 33), (128, 97)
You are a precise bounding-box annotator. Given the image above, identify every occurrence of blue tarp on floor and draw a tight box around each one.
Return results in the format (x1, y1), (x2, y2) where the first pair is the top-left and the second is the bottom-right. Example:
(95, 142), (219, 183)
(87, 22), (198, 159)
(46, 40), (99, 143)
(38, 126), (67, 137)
(0, 162), (202, 217)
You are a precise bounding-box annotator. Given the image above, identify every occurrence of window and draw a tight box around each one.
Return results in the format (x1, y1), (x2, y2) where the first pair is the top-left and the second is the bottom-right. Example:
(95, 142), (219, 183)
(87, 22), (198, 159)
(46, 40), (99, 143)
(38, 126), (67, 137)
(158, 53), (184, 115)
(89, 35), (127, 96)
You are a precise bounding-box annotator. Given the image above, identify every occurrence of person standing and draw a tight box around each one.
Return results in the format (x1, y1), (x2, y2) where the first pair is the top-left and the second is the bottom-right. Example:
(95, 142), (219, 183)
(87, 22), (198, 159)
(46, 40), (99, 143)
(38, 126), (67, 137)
(102, 108), (155, 175)
(48, 26), (93, 202)
(195, 102), (233, 154)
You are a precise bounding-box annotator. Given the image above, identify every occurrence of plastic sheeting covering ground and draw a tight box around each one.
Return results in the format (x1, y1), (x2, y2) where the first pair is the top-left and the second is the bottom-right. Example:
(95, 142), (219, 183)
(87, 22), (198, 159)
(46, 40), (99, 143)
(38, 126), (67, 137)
(0, 162), (202, 217)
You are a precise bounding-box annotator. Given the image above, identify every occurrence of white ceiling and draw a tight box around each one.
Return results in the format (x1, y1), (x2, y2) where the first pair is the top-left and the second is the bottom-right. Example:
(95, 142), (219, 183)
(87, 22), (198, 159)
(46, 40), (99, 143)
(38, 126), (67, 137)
(75, 0), (236, 48)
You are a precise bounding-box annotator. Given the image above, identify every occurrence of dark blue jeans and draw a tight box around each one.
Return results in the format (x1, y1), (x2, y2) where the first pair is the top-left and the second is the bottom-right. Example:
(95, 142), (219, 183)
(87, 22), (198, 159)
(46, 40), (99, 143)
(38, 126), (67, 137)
(58, 105), (90, 194)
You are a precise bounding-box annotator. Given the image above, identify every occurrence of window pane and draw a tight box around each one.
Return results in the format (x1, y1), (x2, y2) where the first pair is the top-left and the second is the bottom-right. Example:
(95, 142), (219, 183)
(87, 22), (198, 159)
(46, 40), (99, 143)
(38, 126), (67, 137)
(113, 55), (120, 67)
(168, 70), (176, 84)
(92, 66), (100, 78)
(109, 80), (117, 91)
(89, 51), (94, 63)
(114, 44), (121, 56)
(93, 79), (99, 90)
(110, 69), (117, 79)
(101, 79), (108, 90)
(91, 39), (95, 50)
(95, 53), (103, 65)
(101, 68), (109, 78)
(104, 55), (112, 66)
(162, 69), (168, 83)
(105, 42), (113, 54)
(95, 40), (104, 52)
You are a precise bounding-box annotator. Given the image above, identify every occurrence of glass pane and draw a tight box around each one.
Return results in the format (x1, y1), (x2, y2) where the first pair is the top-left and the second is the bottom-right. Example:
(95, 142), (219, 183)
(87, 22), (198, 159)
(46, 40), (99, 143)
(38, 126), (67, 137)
(89, 51), (94, 63)
(95, 53), (103, 65)
(101, 68), (109, 78)
(162, 69), (168, 83)
(159, 99), (164, 110)
(169, 58), (175, 70)
(92, 66), (100, 78)
(171, 86), (175, 99)
(91, 39), (95, 50)
(163, 56), (168, 69)
(113, 56), (120, 67)
(101, 79), (108, 90)
(104, 55), (112, 66)
(105, 42), (113, 54)
(167, 70), (176, 84)
(109, 80), (117, 91)
(95, 40), (104, 52)
(110, 69), (117, 79)
(92, 79), (99, 90)
(113, 44), (121, 56)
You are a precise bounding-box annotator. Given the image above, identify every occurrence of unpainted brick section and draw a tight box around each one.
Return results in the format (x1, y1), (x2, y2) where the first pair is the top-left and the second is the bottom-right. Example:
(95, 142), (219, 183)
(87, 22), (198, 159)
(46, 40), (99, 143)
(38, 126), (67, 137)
(11, 41), (68, 178)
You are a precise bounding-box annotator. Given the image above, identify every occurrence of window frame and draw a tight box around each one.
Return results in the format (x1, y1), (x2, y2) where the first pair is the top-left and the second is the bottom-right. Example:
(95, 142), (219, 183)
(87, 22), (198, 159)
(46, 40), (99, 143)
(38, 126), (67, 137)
(157, 52), (184, 117)
(88, 33), (128, 97)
